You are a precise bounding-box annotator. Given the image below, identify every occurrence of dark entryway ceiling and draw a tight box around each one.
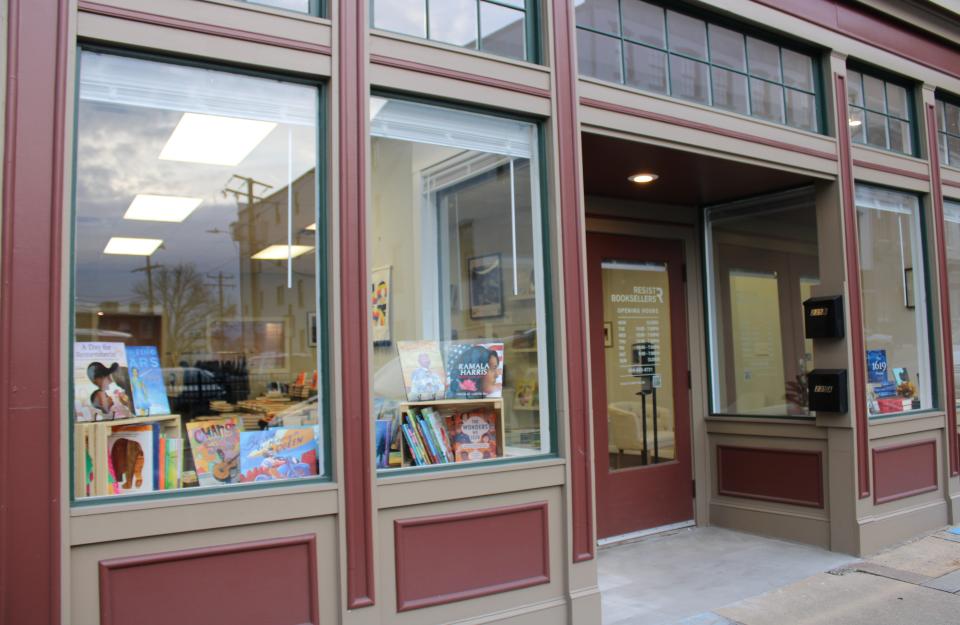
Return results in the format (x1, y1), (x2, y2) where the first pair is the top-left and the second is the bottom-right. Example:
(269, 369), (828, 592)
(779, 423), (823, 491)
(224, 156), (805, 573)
(581, 132), (815, 207)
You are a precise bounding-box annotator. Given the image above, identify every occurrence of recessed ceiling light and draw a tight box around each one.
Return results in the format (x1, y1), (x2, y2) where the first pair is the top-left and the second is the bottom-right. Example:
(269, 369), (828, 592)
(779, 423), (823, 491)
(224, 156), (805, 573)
(159, 113), (277, 166)
(628, 173), (659, 184)
(103, 237), (163, 256)
(124, 194), (203, 223)
(305, 223), (317, 231)
(251, 244), (315, 260)
(848, 118), (862, 127)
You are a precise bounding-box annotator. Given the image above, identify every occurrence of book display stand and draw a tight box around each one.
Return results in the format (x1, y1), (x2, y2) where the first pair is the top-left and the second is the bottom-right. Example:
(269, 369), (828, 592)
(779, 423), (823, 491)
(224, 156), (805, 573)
(396, 398), (503, 468)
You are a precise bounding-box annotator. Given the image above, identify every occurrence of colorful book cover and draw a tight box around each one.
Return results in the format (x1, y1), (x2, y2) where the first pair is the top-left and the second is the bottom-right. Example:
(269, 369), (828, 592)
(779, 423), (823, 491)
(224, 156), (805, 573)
(867, 349), (888, 384)
(375, 419), (392, 469)
(237, 428), (318, 482)
(397, 340), (447, 401)
(125, 345), (171, 417)
(425, 409), (453, 462)
(405, 412), (434, 463)
(401, 423), (425, 466)
(186, 417), (240, 487)
(514, 368), (539, 408)
(447, 409), (498, 462)
(74, 342), (134, 422)
(158, 437), (166, 490)
(164, 439), (182, 489)
(444, 342), (504, 399)
(107, 425), (155, 495)
(416, 414), (445, 464)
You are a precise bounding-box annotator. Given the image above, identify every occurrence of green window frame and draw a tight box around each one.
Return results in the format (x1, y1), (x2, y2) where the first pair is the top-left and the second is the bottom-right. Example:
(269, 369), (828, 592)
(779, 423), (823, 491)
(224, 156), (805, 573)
(369, 0), (539, 64)
(574, 0), (822, 133)
(240, 0), (323, 16)
(846, 67), (916, 156)
(936, 96), (960, 168)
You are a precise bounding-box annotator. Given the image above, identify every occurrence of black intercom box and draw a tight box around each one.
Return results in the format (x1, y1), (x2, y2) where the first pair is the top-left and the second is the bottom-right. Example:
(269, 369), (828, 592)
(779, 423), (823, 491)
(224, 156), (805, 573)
(803, 295), (844, 339)
(807, 369), (848, 413)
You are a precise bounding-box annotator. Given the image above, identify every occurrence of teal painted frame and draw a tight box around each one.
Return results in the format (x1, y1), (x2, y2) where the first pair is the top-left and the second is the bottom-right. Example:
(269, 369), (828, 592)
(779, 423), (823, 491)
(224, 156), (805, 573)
(370, 89), (558, 477)
(846, 63), (919, 157)
(575, 0), (825, 135)
(935, 92), (960, 168)
(240, 0), (323, 17)
(69, 45), (333, 506)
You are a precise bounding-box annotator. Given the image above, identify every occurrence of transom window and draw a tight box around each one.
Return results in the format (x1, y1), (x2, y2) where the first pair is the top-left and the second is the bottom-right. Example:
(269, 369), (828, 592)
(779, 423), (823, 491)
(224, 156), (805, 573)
(574, 0), (820, 132)
(847, 69), (914, 155)
(371, 0), (532, 62)
(937, 98), (960, 168)
(241, 0), (317, 14)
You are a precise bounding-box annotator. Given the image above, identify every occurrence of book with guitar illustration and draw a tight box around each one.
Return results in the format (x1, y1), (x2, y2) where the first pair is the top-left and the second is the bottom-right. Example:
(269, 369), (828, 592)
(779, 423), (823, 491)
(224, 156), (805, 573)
(185, 417), (240, 486)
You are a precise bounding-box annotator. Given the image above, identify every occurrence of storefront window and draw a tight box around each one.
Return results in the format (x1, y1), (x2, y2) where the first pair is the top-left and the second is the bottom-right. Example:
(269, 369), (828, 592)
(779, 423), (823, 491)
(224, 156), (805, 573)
(705, 189), (819, 416)
(369, 96), (550, 470)
(72, 51), (324, 500)
(937, 98), (960, 168)
(856, 185), (932, 417)
(847, 69), (914, 155)
(371, 0), (531, 62)
(574, 0), (819, 132)
(943, 200), (960, 411)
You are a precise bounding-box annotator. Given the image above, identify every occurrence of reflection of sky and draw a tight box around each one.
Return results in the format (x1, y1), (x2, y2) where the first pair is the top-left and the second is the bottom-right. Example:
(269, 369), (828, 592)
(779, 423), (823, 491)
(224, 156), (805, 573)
(74, 97), (317, 309)
(246, 0), (310, 12)
(372, 0), (526, 52)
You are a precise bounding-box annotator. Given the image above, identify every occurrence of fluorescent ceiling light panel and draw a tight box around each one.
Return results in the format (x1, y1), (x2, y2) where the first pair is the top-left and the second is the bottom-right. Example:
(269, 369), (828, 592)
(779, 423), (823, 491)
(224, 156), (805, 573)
(124, 194), (203, 222)
(251, 244), (314, 260)
(159, 113), (277, 166)
(103, 237), (163, 256)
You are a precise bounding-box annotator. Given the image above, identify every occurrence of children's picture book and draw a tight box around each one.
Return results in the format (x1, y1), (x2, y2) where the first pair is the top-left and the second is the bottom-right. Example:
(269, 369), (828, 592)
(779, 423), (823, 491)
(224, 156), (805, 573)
(444, 342), (504, 399)
(163, 438), (182, 489)
(186, 417), (240, 487)
(892, 367), (909, 385)
(397, 340), (447, 401)
(74, 342), (134, 422)
(107, 424), (156, 495)
(125, 345), (170, 417)
(514, 368), (539, 408)
(237, 428), (319, 483)
(375, 419), (393, 469)
(866, 349), (888, 384)
(447, 408), (498, 462)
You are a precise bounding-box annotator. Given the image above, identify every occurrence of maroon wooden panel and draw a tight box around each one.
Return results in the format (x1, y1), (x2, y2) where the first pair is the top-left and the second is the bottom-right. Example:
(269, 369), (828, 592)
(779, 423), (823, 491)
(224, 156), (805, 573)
(717, 446), (824, 508)
(926, 102), (960, 477)
(873, 440), (939, 505)
(835, 72), (871, 499)
(1, 0), (68, 623)
(394, 503), (549, 612)
(552, 0), (594, 563)
(369, 55), (550, 99)
(338, 0), (375, 609)
(77, 1), (331, 55)
(99, 535), (319, 625)
(755, 0), (960, 80)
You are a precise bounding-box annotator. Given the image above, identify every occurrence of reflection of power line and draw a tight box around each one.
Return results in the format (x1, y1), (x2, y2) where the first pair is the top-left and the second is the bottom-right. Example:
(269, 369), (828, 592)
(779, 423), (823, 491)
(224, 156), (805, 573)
(204, 271), (236, 320)
(131, 253), (164, 312)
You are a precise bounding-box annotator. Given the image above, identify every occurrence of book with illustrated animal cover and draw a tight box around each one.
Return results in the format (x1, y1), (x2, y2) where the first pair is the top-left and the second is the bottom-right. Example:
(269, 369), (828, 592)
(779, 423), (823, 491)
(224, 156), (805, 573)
(446, 408), (498, 462)
(237, 428), (319, 483)
(397, 340), (447, 401)
(74, 342), (134, 422)
(443, 342), (504, 399)
(106, 425), (156, 495)
(186, 417), (240, 487)
(125, 345), (170, 417)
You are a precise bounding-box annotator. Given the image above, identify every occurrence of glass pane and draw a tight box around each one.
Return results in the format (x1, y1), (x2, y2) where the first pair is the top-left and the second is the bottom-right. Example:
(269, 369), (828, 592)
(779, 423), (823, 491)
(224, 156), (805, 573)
(706, 192), (819, 416)
(750, 79), (785, 124)
(848, 107), (866, 144)
(429, 0), (478, 48)
(574, 0), (620, 35)
(946, 201), (960, 413)
(863, 74), (886, 112)
(369, 97), (549, 469)
(886, 83), (909, 119)
(244, 0), (310, 12)
(941, 133), (949, 166)
(602, 261), (675, 468)
(74, 52), (323, 499)
(711, 66), (749, 115)
(577, 29), (623, 84)
(888, 117), (912, 154)
(785, 88), (817, 132)
(669, 55), (709, 104)
(747, 37), (781, 82)
(949, 135), (960, 168)
(497, 0), (525, 7)
(847, 70), (864, 107)
(622, 0), (665, 48)
(373, 0), (427, 37)
(856, 185), (931, 417)
(938, 100), (946, 130)
(781, 49), (813, 91)
(625, 43), (668, 94)
(708, 24), (746, 72)
(865, 110), (889, 149)
(667, 10), (707, 60)
(945, 101), (960, 136)
(480, 2), (526, 61)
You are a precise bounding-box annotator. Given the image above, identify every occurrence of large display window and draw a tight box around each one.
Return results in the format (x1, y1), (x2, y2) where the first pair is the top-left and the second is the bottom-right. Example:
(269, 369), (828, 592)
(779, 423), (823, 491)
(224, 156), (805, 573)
(704, 188), (819, 417)
(368, 96), (551, 471)
(943, 199), (960, 411)
(856, 185), (933, 417)
(72, 51), (325, 500)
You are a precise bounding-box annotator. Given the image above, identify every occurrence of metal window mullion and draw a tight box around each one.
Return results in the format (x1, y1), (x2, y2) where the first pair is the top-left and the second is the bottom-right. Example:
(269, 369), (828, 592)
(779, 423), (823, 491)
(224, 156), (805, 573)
(778, 46), (787, 125)
(617, 0), (627, 85)
(425, 0), (431, 39)
(475, 0), (482, 52)
(663, 6), (672, 97)
(882, 80), (891, 150)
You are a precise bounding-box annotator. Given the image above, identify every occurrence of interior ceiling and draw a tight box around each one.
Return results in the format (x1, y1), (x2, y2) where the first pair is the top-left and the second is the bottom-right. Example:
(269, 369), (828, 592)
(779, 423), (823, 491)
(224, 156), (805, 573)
(581, 132), (815, 207)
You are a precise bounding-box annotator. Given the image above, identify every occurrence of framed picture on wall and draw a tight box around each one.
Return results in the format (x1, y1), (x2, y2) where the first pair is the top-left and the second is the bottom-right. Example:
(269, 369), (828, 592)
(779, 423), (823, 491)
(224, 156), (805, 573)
(371, 265), (391, 346)
(904, 267), (915, 309)
(307, 312), (318, 347)
(468, 253), (504, 320)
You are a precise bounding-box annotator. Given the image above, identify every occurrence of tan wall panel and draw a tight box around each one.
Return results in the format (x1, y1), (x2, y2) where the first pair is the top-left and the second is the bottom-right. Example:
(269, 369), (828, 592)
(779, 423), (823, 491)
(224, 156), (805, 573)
(859, 499), (949, 556)
(710, 501), (831, 548)
(943, 167), (960, 202)
(851, 145), (931, 192)
(71, 516), (341, 625)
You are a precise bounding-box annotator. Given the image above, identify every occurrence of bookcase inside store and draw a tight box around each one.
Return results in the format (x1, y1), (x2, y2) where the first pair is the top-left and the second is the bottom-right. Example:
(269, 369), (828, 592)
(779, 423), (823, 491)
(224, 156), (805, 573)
(397, 398), (503, 468)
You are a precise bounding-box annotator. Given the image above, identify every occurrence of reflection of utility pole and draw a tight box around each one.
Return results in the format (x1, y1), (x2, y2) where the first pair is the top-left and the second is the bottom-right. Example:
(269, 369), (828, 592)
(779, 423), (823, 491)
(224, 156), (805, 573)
(204, 272), (236, 319)
(131, 254), (164, 312)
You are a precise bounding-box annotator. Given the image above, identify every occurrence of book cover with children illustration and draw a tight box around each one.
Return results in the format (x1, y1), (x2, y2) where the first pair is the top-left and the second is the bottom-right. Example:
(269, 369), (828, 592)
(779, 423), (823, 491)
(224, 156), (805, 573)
(397, 340), (447, 401)
(125, 345), (170, 416)
(74, 342), (134, 422)
(185, 417), (240, 486)
(237, 427), (319, 483)
(447, 408), (498, 462)
(444, 342), (504, 399)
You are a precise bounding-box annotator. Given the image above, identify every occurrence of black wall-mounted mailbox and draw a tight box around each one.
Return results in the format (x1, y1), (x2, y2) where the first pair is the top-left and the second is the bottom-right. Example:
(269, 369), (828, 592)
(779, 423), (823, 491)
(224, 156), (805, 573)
(803, 295), (844, 339)
(807, 369), (848, 413)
